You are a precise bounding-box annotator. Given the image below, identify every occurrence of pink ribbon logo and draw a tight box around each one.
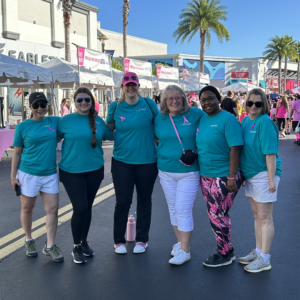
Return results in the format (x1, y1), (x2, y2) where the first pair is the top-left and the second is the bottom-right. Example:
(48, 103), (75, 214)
(183, 116), (189, 124)
(120, 116), (126, 122)
(48, 127), (55, 132)
(250, 123), (255, 130)
(196, 128), (199, 135)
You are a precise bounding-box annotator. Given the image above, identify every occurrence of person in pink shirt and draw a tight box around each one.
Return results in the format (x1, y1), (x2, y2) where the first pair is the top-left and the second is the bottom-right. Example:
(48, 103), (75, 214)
(275, 96), (289, 138)
(60, 98), (70, 117)
(290, 94), (300, 141)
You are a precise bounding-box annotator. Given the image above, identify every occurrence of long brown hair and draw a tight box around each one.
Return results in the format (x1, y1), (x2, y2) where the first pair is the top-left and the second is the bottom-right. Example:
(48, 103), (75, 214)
(280, 96), (289, 110)
(74, 87), (98, 148)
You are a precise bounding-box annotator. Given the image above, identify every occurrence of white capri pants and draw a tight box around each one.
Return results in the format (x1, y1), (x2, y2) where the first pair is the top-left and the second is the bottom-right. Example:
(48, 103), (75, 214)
(158, 170), (200, 232)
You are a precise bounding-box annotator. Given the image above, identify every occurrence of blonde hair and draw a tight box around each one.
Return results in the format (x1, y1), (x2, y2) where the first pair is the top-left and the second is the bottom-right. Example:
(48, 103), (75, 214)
(243, 88), (269, 115)
(160, 85), (190, 116)
(280, 96), (289, 110)
(118, 85), (142, 105)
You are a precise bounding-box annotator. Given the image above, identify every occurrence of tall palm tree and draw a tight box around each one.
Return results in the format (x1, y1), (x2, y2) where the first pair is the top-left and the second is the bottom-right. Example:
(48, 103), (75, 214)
(123, 0), (130, 58)
(282, 36), (297, 93)
(263, 36), (287, 94)
(62, 0), (72, 63)
(173, 0), (230, 73)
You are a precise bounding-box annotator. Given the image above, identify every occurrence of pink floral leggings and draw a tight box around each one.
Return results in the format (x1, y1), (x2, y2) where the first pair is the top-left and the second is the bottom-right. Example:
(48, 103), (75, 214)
(200, 172), (242, 256)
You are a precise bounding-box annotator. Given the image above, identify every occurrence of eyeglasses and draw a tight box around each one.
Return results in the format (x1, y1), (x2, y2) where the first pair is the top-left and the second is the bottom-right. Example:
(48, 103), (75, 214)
(199, 97), (216, 104)
(76, 97), (91, 103)
(123, 75), (138, 81)
(166, 96), (183, 102)
(32, 102), (47, 109)
(246, 101), (263, 108)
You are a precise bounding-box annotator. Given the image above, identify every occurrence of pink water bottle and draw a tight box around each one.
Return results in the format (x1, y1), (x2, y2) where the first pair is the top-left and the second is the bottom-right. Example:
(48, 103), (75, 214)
(126, 215), (136, 242)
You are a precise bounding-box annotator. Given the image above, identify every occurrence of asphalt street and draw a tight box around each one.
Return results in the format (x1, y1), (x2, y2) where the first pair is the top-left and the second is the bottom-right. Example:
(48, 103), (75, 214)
(0, 137), (299, 300)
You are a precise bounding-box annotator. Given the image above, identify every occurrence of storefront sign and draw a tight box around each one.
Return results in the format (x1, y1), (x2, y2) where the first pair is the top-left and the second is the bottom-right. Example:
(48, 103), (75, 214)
(231, 72), (249, 79)
(183, 70), (199, 84)
(78, 47), (111, 71)
(199, 73), (210, 84)
(7, 87), (23, 126)
(156, 66), (179, 80)
(124, 58), (152, 76)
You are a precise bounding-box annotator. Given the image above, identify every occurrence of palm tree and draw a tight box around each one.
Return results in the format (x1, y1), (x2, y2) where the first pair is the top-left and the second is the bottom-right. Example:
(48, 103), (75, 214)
(62, 0), (72, 63)
(173, 0), (230, 73)
(282, 36), (297, 93)
(263, 36), (287, 94)
(123, 0), (130, 58)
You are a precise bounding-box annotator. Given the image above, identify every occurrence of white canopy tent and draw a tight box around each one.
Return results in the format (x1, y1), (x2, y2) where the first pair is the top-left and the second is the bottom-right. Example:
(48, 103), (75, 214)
(0, 53), (57, 115)
(221, 82), (263, 93)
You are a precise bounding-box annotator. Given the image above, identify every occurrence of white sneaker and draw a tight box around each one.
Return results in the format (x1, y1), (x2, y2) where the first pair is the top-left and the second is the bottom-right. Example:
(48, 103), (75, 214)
(133, 242), (148, 253)
(114, 244), (127, 254)
(169, 249), (191, 265)
(171, 242), (181, 256)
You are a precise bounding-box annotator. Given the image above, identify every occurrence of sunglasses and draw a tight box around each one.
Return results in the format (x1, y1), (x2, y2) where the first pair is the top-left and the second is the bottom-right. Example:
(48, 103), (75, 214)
(76, 97), (91, 103)
(246, 101), (263, 108)
(123, 75), (138, 81)
(32, 102), (47, 109)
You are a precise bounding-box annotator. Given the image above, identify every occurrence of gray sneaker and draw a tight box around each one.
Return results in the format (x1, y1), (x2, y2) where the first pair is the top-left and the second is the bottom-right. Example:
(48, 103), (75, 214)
(244, 255), (271, 273)
(238, 249), (258, 265)
(42, 244), (64, 262)
(25, 239), (38, 257)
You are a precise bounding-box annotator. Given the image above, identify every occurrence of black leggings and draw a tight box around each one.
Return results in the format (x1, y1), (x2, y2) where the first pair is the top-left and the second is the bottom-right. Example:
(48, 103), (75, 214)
(59, 167), (104, 244)
(111, 158), (158, 244)
(277, 118), (286, 131)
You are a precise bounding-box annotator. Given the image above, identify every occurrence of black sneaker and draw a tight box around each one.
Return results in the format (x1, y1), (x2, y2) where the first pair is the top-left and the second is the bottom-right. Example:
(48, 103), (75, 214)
(71, 245), (87, 264)
(203, 251), (232, 267)
(81, 241), (94, 257)
(229, 248), (235, 261)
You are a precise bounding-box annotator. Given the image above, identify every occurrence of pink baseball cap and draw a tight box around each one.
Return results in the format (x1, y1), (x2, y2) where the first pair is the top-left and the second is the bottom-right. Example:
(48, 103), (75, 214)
(122, 72), (139, 86)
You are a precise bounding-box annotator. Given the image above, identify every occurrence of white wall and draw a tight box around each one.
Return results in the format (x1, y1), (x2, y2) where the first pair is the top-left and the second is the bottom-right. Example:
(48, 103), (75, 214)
(99, 28), (167, 57)
(89, 11), (98, 50)
(0, 0), (2, 34)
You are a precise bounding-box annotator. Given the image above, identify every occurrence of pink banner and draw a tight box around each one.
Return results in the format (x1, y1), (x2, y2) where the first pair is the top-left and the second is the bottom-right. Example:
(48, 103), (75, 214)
(78, 47), (85, 66)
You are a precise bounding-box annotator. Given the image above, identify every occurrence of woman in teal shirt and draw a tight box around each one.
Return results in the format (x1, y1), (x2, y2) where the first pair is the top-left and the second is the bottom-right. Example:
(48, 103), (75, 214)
(58, 87), (113, 264)
(238, 88), (281, 273)
(106, 72), (159, 255)
(196, 86), (244, 268)
(155, 85), (205, 265)
(11, 92), (64, 262)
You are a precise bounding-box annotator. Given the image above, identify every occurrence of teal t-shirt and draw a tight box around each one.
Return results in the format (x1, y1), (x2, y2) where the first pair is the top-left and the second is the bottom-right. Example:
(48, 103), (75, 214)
(58, 113), (113, 173)
(155, 107), (205, 173)
(240, 114), (282, 179)
(196, 110), (244, 177)
(13, 117), (60, 176)
(106, 97), (159, 164)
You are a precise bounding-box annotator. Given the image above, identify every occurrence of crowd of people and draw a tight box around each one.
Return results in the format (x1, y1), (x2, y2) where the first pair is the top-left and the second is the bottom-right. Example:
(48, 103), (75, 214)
(10, 71), (286, 274)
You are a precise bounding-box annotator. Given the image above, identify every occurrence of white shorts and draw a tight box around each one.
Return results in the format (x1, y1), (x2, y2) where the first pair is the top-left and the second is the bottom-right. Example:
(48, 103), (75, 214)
(17, 170), (59, 197)
(245, 171), (280, 203)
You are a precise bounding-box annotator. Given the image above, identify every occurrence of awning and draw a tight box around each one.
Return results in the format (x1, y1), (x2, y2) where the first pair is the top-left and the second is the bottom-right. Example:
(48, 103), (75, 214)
(259, 80), (269, 88)
(229, 79), (247, 84)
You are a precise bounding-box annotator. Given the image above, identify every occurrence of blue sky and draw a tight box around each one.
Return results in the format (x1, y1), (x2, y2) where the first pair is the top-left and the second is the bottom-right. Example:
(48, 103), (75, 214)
(85, 0), (299, 58)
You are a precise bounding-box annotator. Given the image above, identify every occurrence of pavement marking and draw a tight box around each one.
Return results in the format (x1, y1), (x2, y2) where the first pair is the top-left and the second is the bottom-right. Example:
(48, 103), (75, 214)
(0, 183), (114, 250)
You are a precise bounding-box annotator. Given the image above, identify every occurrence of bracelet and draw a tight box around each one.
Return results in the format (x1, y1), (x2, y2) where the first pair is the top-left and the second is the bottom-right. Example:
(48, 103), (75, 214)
(229, 171), (237, 175)
(227, 177), (236, 180)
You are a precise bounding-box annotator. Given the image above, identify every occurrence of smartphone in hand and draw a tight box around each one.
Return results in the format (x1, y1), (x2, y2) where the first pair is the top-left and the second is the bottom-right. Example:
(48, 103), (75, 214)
(15, 184), (21, 196)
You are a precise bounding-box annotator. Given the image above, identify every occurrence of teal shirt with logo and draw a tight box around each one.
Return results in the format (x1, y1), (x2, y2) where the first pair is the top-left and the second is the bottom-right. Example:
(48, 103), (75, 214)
(155, 107), (205, 173)
(13, 117), (60, 176)
(196, 110), (244, 178)
(58, 113), (113, 173)
(106, 97), (159, 164)
(240, 114), (281, 179)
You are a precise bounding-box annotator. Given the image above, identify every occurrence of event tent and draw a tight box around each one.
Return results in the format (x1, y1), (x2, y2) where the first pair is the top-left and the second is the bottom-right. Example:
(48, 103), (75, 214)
(292, 86), (300, 94)
(38, 58), (114, 89)
(0, 53), (53, 86)
(221, 82), (263, 93)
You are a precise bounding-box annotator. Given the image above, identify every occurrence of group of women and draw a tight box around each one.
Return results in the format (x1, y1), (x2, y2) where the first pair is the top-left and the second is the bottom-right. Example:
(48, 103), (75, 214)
(11, 71), (281, 274)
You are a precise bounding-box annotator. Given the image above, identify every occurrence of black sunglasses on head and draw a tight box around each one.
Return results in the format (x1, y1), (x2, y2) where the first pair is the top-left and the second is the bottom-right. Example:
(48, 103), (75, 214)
(32, 102), (47, 109)
(246, 101), (263, 108)
(76, 97), (91, 103)
(123, 75), (138, 81)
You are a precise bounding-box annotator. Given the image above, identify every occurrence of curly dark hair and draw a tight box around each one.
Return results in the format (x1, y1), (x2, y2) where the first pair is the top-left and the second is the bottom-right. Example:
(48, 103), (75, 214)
(74, 87), (98, 148)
